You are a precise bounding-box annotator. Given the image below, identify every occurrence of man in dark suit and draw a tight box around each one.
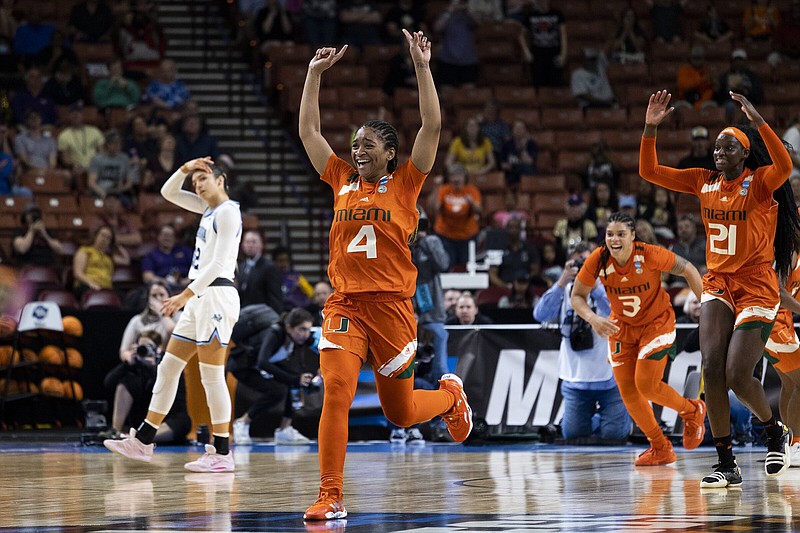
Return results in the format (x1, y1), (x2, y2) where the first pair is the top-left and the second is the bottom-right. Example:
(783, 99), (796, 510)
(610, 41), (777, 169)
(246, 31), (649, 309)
(238, 229), (283, 312)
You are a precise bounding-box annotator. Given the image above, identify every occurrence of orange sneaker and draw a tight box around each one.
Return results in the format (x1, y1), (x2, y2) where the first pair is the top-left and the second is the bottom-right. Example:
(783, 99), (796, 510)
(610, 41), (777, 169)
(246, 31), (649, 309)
(680, 398), (706, 450)
(634, 440), (676, 466)
(438, 373), (473, 442)
(303, 488), (347, 520)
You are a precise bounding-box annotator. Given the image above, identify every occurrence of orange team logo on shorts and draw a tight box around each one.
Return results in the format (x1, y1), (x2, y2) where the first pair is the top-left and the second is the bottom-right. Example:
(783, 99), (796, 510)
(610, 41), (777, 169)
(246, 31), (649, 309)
(324, 317), (350, 334)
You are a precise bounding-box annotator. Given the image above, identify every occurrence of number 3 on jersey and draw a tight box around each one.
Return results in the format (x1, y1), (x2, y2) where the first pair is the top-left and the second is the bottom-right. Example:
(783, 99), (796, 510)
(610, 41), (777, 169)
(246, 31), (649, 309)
(708, 223), (737, 255)
(347, 225), (377, 259)
(618, 295), (641, 317)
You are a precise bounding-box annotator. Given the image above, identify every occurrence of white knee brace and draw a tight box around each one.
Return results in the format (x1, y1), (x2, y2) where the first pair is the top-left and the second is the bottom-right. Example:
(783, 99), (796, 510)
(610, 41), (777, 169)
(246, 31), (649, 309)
(199, 362), (231, 426)
(149, 353), (187, 415)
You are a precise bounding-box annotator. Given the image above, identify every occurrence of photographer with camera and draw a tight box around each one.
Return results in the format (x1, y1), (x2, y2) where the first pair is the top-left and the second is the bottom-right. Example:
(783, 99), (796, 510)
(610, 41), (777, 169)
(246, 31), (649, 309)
(534, 242), (631, 444)
(103, 330), (191, 443)
(12, 203), (63, 267)
(228, 307), (320, 445)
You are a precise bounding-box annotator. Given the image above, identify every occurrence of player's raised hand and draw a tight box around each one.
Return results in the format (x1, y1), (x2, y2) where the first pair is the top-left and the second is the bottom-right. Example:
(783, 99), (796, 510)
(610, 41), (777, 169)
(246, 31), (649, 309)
(308, 46), (348, 74)
(645, 90), (675, 127)
(403, 29), (431, 64)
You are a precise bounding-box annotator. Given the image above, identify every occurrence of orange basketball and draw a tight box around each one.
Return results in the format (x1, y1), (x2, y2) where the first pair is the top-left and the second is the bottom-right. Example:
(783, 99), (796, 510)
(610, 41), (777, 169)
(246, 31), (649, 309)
(62, 316), (84, 337)
(66, 348), (83, 369)
(40, 377), (63, 397)
(62, 380), (83, 400)
(0, 315), (17, 337)
(39, 345), (64, 365)
(0, 346), (12, 367)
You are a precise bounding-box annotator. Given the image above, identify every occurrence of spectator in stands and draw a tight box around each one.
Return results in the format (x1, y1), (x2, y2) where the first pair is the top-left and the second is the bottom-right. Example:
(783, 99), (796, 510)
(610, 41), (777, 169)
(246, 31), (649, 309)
(445, 291), (493, 325)
(12, 203), (63, 267)
(238, 228), (283, 312)
(72, 224), (130, 297)
(636, 180), (656, 218)
(429, 163), (482, 267)
(582, 140), (619, 190)
(647, 0), (686, 43)
(743, 0), (780, 42)
(606, 7), (646, 65)
(618, 194), (637, 219)
(678, 126), (716, 170)
(643, 187), (677, 241)
(87, 130), (138, 206)
(488, 217), (540, 288)
(533, 242), (631, 443)
(0, 0), (16, 41)
(93, 59), (142, 111)
(301, 0), (337, 48)
(14, 110), (57, 172)
(254, 0), (293, 51)
(0, 124), (27, 197)
(57, 102), (105, 192)
(586, 180), (618, 237)
(433, 0), (479, 95)
(91, 193), (143, 249)
(141, 224), (192, 294)
(31, 29), (79, 75)
(12, 9), (55, 64)
(143, 58), (191, 111)
(68, 0), (114, 43)
(305, 280), (332, 327)
(716, 49), (764, 122)
(489, 188), (530, 230)
(443, 288), (461, 318)
(634, 219), (660, 246)
(124, 114), (158, 181)
(385, 0), (428, 43)
(228, 307), (319, 446)
(117, 10), (166, 72)
(10, 67), (57, 126)
(694, 2), (732, 45)
(783, 113), (800, 180)
(105, 328), (190, 442)
(678, 290), (701, 323)
(478, 99), (511, 167)
(339, 0), (384, 50)
(272, 246), (313, 310)
(675, 45), (716, 110)
(517, 0), (567, 87)
(118, 280), (176, 352)
(570, 48), (615, 110)
(175, 114), (220, 162)
(553, 194), (598, 256)
(445, 116), (496, 179)
(670, 214), (707, 274)
(541, 241), (564, 284)
(498, 274), (536, 309)
(767, 0), (800, 67)
(143, 133), (178, 193)
(498, 118), (536, 190)
(42, 61), (86, 107)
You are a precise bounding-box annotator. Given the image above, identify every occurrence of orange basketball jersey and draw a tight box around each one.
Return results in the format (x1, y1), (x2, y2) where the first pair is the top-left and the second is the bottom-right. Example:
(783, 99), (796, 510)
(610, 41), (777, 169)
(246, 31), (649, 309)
(322, 155), (426, 299)
(577, 243), (676, 327)
(776, 235), (800, 331)
(640, 124), (792, 273)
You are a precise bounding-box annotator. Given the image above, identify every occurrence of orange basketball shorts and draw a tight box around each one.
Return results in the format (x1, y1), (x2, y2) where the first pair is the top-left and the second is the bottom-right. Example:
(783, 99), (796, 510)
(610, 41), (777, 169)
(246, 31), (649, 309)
(609, 308), (676, 364)
(700, 263), (778, 332)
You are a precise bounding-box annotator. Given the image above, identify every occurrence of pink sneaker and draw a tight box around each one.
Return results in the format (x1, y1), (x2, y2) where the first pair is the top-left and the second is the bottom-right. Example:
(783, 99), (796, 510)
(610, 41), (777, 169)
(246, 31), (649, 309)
(438, 373), (473, 443)
(184, 444), (235, 473)
(103, 429), (154, 463)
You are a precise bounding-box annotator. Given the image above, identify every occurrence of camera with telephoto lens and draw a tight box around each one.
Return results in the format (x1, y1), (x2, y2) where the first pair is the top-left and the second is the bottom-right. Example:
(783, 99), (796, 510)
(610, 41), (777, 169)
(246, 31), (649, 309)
(136, 342), (159, 361)
(572, 257), (585, 271)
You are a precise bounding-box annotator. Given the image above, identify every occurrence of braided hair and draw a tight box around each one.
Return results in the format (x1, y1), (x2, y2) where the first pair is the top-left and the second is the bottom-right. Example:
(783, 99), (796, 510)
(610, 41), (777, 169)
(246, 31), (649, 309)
(736, 125), (800, 281)
(362, 120), (400, 174)
(594, 211), (637, 279)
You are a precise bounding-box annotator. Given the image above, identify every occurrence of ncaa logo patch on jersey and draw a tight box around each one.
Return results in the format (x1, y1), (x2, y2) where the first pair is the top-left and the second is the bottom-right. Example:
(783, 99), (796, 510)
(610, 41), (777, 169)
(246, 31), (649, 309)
(196, 226), (207, 242)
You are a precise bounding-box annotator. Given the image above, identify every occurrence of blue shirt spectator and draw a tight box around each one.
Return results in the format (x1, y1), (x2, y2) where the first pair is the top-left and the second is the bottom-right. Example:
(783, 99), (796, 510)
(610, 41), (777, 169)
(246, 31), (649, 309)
(175, 114), (220, 161)
(141, 224), (193, 293)
(143, 59), (191, 110)
(12, 13), (54, 60)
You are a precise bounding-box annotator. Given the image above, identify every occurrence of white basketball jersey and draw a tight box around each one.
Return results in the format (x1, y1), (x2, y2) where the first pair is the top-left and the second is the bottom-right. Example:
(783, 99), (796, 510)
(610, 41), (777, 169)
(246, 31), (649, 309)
(188, 199), (241, 290)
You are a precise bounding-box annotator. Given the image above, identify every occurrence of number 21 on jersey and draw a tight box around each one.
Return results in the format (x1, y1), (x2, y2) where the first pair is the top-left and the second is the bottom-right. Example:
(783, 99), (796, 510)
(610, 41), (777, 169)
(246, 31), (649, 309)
(347, 225), (377, 259)
(708, 223), (737, 255)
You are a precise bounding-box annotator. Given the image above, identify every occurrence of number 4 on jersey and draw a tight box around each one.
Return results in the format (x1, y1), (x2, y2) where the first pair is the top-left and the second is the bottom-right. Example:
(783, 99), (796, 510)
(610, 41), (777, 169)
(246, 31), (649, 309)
(347, 225), (377, 258)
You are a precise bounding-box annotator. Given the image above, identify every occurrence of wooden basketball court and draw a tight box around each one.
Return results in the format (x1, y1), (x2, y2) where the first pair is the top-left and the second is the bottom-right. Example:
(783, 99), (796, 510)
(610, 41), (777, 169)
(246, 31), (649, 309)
(0, 440), (797, 532)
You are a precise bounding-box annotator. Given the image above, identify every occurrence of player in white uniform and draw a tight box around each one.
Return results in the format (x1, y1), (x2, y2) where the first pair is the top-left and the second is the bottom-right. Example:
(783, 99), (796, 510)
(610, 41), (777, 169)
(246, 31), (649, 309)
(105, 157), (242, 472)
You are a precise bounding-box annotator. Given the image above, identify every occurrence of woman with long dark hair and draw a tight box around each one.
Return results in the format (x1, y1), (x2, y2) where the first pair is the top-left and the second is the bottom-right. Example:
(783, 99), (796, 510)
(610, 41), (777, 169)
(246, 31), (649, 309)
(639, 90), (800, 487)
(571, 212), (704, 466)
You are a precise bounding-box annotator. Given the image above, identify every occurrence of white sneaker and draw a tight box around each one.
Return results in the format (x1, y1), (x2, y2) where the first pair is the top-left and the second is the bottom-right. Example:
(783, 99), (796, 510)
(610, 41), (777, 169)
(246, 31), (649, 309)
(274, 426), (311, 445)
(233, 419), (252, 445)
(184, 444), (235, 472)
(103, 428), (154, 463)
(389, 428), (407, 443)
(790, 442), (800, 467)
(406, 427), (425, 445)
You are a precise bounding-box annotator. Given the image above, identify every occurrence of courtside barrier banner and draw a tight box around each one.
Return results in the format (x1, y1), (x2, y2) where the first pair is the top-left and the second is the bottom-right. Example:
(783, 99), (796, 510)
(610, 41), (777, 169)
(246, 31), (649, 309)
(446, 324), (782, 437)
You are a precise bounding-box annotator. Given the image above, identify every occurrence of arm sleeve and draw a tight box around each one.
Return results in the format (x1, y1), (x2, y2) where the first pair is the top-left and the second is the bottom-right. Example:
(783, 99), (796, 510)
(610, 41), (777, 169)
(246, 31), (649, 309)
(160, 168), (206, 214)
(639, 136), (704, 194)
(757, 123), (794, 194)
(532, 284), (565, 323)
(187, 204), (241, 295)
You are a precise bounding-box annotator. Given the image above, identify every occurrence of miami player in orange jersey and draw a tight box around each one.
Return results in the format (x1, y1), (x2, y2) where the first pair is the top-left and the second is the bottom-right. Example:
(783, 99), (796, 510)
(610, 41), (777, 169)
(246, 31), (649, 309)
(640, 89), (800, 488)
(765, 227), (800, 468)
(297, 29), (472, 521)
(571, 212), (705, 467)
